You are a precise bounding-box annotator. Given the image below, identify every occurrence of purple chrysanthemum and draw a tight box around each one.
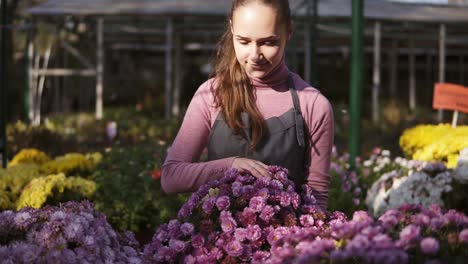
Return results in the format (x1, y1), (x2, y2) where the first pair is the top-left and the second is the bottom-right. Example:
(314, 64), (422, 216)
(460, 229), (468, 243)
(420, 237), (439, 255)
(299, 214), (314, 227)
(169, 239), (186, 253)
(220, 211), (237, 233)
(180, 222), (195, 236)
(216, 196), (231, 211)
(224, 240), (243, 257)
(191, 234), (205, 249)
(249, 196), (266, 213)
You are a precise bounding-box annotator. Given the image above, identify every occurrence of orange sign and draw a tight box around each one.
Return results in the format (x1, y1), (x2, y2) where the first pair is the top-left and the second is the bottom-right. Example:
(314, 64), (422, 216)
(433, 83), (468, 113)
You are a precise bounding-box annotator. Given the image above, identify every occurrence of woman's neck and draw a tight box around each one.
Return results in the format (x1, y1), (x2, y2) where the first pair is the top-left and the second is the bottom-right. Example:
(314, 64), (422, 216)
(247, 60), (289, 89)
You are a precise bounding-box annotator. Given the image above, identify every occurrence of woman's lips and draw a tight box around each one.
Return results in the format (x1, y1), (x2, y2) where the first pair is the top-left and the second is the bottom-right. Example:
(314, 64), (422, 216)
(250, 62), (268, 69)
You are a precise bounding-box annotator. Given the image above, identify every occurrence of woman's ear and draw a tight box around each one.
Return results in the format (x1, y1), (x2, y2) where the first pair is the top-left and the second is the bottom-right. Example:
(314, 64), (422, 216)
(230, 19), (234, 33)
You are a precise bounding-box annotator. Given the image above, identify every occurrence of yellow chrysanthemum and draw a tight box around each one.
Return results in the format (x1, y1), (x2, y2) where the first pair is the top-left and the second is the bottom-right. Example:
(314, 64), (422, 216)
(0, 192), (12, 210)
(447, 154), (460, 169)
(400, 124), (468, 167)
(16, 173), (96, 210)
(16, 174), (68, 209)
(66, 176), (97, 198)
(39, 152), (102, 175)
(0, 164), (43, 210)
(8, 148), (51, 167)
(87, 152), (103, 167)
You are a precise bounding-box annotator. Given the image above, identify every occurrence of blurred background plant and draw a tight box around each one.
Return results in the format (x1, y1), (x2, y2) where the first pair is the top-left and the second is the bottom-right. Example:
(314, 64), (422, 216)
(328, 146), (468, 218)
(328, 146), (406, 216)
(1, 143), (189, 244)
(0, 148), (98, 211)
(3, 106), (468, 242)
(90, 143), (188, 243)
(7, 107), (181, 158)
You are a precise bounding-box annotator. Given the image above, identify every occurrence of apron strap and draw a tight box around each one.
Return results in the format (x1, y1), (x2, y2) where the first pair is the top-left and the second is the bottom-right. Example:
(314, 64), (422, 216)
(241, 112), (250, 142)
(288, 74), (306, 147)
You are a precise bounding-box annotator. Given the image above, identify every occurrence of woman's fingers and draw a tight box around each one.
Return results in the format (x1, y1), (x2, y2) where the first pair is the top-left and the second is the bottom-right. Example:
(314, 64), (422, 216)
(232, 158), (269, 178)
(249, 161), (269, 178)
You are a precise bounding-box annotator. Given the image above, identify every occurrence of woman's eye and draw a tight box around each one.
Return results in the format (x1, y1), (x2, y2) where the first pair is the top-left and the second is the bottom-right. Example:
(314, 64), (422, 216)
(264, 41), (278, 46)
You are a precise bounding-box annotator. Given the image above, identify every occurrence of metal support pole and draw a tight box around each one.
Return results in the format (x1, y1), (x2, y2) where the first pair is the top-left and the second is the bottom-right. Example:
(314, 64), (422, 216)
(311, 0), (318, 85)
(437, 24), (445, 122)
(0, 0), (8, 167)
(96, 18), (104, 119)
(25, 22), (33, 121)
(165, 18), (173, 120)
(409, 37), (416, 111)
(372, 21), (381, 123)
(459, 55), (464, 85)
(304, 1), (311, 83)
(389, 40), (398, 98)
(31, 34), (40, 122)
(33, 36), (53, 126)
(425, 53), (432, 95)
(304, 0), (318, 85)
(287, 24), (298, 72)
(349, 0), (364, 169)
(452, 111), (458, 127)
(173, 33), (182, 117)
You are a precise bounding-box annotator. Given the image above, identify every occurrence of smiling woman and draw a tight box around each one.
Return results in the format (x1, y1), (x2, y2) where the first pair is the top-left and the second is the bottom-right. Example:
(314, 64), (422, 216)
(161, 0), (335, 210)
(231, 1), (291, 79)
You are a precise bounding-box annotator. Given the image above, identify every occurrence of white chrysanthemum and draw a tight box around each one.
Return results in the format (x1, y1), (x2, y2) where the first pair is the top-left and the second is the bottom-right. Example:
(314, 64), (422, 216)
(363, 160), (373, 167)
(454, 148), (468, 184)
(366, 170), (453, 217)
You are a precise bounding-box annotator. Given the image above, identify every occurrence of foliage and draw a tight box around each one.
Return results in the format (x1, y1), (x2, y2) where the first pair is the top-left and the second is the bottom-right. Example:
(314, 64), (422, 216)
(6, 121), (72, 159)
(16, 173), (96, 210)
(399, 124), (468, 168)
(0, 201), (142, 263)
(45, 107), (182, 145)
(7, 108), (182, 160)
(328, 147), (402, 217)
(91, 143), (188, 234)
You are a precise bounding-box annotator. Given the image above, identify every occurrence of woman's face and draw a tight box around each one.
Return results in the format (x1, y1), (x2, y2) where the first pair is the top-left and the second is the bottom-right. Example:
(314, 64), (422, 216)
(231, 2), (291, 79)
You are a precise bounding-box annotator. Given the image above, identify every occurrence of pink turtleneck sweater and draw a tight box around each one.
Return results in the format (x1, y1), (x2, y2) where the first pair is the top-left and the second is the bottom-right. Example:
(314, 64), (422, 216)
(161, 61), (334, 209)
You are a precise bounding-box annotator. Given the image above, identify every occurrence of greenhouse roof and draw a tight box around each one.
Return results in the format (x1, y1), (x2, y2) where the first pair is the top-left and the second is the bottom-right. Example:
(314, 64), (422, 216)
(26, 0), (468, 23)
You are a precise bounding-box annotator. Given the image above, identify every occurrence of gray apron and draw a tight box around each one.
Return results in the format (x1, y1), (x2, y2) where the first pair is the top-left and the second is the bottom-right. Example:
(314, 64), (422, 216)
(207, 75), (307, 186)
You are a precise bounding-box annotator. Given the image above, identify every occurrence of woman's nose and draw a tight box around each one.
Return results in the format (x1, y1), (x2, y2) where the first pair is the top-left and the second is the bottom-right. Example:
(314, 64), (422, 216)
(250, 44), (262, 61)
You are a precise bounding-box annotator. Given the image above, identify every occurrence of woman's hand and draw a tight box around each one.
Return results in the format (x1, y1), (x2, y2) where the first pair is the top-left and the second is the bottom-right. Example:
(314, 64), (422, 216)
(231, 157), (270, 178)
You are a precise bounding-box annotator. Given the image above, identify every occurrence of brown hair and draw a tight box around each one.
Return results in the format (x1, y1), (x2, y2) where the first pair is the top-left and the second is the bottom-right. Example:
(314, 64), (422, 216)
(210, 0), (291, 151)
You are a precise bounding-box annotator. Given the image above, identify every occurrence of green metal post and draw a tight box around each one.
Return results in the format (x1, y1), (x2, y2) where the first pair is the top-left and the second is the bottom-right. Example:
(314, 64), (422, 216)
(310, 0), (318, 86)
(349, 0), (364, 169)
(1, 0), (8, 167)
(24, 22), (31, 121)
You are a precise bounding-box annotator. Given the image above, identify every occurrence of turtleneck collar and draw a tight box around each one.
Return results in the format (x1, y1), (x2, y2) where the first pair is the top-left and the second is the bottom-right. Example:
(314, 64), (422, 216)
(247, 60), (289, 89)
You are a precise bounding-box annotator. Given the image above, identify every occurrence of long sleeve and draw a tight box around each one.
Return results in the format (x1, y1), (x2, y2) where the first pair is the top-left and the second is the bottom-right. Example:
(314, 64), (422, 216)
(304, 93), (334, 210)
(161, 80), (236, 194)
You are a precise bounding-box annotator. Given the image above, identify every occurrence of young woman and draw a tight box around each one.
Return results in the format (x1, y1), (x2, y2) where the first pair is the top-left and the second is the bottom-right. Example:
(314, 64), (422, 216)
(161, 0), (334, 210)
